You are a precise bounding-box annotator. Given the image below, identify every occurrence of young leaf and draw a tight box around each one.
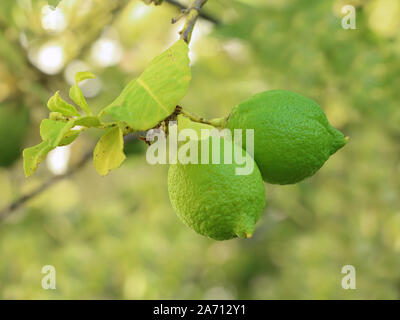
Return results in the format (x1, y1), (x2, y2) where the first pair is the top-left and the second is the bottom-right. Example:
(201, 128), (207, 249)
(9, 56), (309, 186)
(47, 91), (80, 117)
(69, 71), (95, 115)
(40, 119), (76, 147)
(58, 130), (80, 146)
(23, 119), (77, 177)
(23, 141), (53, 177)
(93, 126), (126, 176)
(104, 40), (191, 131)
(75, 71), (95, 83)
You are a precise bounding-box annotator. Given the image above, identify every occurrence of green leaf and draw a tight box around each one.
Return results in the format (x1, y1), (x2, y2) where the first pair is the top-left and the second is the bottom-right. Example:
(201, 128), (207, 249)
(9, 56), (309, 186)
(58, 130), (80, 146)
(47, 91), (80, 117)
(23, 119), (77, 177)
(23, 141), (53, 177)
(93, 126), (126, 176)
(75, 71), (95, 83)
(40, 119), (75, 147)
(74, 116), (101, 127)
(69, 71), (95, 115)
(104, 40), (191, 131)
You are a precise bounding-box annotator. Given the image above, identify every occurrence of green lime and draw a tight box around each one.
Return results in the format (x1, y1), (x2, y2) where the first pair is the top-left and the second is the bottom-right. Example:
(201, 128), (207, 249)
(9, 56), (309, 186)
(0, 103), (29, 167)
(225, 90), (347, 185)
(168, 136), (266, 240)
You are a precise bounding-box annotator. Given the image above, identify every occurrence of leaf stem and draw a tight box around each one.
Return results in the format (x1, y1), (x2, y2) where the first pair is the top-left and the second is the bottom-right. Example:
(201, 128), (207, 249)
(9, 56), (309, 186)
(166, 0), (219, 25)
(180, 108), (224, 127)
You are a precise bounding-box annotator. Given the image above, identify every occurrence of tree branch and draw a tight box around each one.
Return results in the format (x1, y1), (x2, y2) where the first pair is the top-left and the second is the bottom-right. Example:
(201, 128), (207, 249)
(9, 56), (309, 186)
(176, 0), (209, 43)
(0, 0), (133, 222)
(165, 0), (219, 25)
(0, 135), (139, 221)
(0, 152), (90, 221)
(0, 0), (215, 221)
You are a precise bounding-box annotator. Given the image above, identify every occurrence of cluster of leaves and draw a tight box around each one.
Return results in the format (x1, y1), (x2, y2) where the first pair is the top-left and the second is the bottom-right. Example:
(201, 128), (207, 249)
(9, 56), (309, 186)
(23, 40), (191, 177)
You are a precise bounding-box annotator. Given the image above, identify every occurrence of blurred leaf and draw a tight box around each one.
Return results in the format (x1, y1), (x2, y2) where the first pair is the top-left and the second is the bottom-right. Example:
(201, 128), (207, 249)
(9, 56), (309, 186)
(142, 0), (163, 5)
(0, 32), (27, 74)
(48, 0), (62, 9)
(104, 40), (191, 130)
(93, 126), (126, 176)
(47, 91), (80, 117)
(69, 72), (95, 115)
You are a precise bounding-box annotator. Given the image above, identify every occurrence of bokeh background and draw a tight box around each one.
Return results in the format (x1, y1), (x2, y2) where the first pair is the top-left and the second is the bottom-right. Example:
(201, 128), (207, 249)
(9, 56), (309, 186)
(0, 0), (399, 299)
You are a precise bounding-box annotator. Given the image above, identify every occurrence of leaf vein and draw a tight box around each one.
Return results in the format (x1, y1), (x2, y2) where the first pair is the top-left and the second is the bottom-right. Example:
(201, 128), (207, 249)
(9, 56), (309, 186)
(136, 78), (169, 114)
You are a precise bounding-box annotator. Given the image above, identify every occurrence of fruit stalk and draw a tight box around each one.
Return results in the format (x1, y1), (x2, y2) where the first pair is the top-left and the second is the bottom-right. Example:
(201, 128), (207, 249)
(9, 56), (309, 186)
(179, 109), (222, 127)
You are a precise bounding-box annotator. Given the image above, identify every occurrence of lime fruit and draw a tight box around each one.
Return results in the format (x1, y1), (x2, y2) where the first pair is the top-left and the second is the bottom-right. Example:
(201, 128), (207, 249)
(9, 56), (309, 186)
(168, 136), (266, 240)
(225, 90), (347, 185)
(0, 103), (29, 167)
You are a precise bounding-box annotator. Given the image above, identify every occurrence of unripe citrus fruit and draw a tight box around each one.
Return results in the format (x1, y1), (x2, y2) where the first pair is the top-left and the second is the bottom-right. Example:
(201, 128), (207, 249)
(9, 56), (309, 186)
(225, 90), (347, 185)
(168, 136), (266, 240)
(0, 103), (29, 167)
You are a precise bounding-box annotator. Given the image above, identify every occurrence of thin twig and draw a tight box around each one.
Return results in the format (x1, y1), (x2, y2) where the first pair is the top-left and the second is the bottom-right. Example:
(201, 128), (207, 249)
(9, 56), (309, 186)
(178, 0), (209, 43)
(0, 0), (214, 221)
(165, 0), (219, 25)
(0, 1), (132, 221)
(0, 135), (139, 221)
(0, 152), (90, 220)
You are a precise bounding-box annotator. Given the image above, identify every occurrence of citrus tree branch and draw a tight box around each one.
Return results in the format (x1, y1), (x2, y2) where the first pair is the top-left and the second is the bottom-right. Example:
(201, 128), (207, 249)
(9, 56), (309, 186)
(0, 151), (91, 221)
(0, 0), (131, 221)
(165, 0), (219, 25)
(0, 102), (216, 221)
(0, 0), (213, 221)
(176, 0), (209, 43)
(0, 135), (139, 221)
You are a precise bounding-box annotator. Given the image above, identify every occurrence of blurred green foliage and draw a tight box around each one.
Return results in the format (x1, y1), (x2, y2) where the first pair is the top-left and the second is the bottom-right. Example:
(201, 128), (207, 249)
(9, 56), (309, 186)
(0, 0), (399, 299)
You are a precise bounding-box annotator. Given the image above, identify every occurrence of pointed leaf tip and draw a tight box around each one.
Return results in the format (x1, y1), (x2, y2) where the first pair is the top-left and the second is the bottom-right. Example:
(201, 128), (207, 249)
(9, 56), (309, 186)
(75, 71), (95, 83)
(69, 71), (95, 115)
(47, 91), (80, 117)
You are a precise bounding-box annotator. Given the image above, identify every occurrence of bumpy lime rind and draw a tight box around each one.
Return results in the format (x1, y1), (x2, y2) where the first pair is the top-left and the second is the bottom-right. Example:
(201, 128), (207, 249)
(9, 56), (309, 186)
(226, 90), (347, 185)
(168, 136), (266, 240)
